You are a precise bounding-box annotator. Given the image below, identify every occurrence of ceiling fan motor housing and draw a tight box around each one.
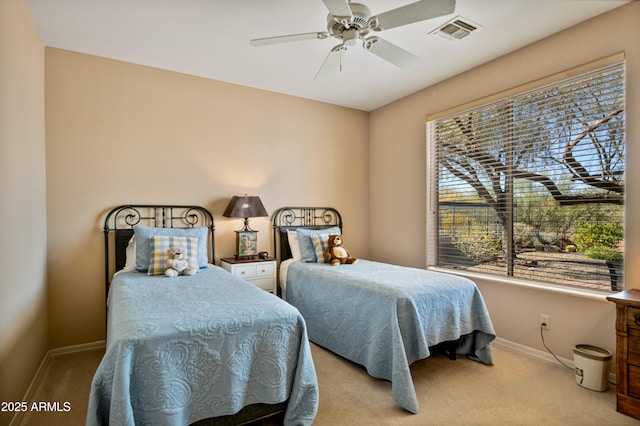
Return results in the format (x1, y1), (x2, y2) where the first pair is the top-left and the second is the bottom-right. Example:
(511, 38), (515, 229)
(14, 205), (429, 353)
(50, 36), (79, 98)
(327, 3), (372, 40)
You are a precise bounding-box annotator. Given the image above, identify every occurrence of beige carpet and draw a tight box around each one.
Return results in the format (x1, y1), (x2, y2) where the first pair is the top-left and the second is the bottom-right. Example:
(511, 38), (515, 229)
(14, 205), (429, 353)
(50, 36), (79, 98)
(15, 343), (639, 426)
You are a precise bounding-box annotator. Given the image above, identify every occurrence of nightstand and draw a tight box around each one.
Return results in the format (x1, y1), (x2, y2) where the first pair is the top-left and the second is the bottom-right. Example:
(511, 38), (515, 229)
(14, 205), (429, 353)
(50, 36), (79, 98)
(220, 257), (277, 294)
(607, 289), (640, 420)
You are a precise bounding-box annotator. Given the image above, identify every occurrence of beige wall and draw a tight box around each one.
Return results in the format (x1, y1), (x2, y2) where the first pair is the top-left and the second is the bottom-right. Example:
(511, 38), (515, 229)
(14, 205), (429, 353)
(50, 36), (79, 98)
(369, 2), (640, 361)
(44, 48), (370, 347)
(0, 0), (47, 423)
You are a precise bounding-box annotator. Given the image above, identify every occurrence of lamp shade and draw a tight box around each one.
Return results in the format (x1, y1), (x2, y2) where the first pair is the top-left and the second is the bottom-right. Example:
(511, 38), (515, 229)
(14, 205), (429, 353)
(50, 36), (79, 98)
(223, 196), (268, 219)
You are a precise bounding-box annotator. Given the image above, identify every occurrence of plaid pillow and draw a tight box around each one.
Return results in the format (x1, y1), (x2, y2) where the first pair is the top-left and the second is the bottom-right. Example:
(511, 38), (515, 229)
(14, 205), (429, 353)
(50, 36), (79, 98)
(311, 233), (332, 263)
(133, 225), (209, 271)
(148, 236), (198, 276)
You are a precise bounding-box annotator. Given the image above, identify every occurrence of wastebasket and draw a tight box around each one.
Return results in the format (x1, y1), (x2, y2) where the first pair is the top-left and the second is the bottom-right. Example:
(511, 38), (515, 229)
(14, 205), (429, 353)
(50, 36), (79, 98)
(573, 344), (612, 391)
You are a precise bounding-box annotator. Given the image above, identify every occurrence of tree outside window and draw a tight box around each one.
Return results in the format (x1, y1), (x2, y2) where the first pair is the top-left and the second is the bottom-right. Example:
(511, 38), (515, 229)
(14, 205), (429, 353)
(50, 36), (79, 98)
(428, 62), (625, 292)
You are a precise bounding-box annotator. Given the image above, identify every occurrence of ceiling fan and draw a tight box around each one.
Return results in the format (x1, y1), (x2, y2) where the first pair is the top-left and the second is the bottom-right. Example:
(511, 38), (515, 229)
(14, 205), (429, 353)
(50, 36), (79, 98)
(249, 0), (456, 79)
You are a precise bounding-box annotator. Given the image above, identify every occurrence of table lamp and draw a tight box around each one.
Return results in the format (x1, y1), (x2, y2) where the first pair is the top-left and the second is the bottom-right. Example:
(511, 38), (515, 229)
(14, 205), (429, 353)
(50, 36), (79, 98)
(223, 195), (268, 259)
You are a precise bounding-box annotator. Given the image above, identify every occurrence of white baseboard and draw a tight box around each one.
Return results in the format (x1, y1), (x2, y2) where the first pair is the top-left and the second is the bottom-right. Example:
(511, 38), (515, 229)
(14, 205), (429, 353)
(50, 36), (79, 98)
(49, 340), (105, 357)
(493, 336), (575, 364)
(9, 341), (106, 426)
(493, 337), (616, 385)
(9, 353), (51, 426)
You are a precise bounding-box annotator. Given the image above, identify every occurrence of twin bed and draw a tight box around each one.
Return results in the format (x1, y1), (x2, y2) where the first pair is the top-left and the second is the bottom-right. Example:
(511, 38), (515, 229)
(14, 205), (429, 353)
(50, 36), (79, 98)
(88, 204), (495, 424)
(272, 207), (496, 414)
(88, 205), (318, 426)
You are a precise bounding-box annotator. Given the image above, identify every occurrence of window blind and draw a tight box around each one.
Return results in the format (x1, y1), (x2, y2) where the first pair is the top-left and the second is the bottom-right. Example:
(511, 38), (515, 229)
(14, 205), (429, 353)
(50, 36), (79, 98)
(427, 62), (625, 292)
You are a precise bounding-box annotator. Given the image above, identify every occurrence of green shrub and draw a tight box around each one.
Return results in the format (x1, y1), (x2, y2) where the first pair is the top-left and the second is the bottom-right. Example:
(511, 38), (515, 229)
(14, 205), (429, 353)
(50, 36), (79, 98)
(572, 222), (623, 250)
(535, 231), (561, 246)
(584, 247), (623, 262)
(513, 222), (535, 248)
(452, 220), (502, 263)
(573, 222), (623, 261)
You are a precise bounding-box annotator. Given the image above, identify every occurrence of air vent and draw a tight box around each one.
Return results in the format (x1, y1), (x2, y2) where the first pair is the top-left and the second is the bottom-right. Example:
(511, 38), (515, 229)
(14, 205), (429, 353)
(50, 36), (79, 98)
(431, 17), (480, 41)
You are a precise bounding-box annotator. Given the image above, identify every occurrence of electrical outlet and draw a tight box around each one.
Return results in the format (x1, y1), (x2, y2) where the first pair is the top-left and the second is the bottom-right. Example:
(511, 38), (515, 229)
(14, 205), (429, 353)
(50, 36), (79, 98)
(540, 314), (550, 330)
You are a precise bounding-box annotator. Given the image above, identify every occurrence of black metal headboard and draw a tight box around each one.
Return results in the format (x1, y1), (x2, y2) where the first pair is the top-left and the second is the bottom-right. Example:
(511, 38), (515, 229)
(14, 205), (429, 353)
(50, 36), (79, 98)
(272, 207), (342, 261)
(103, 204), (215, 294)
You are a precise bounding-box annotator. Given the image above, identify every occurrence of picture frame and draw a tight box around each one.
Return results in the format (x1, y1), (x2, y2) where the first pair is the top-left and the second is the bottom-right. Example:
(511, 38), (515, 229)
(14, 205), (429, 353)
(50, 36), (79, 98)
(236, 230), (258, 259)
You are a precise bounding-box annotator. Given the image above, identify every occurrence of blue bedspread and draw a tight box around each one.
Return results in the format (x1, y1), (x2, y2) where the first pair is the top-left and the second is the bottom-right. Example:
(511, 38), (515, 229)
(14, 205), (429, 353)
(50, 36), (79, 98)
(87, 266), (318, 426)
(285, 260), (495, 413)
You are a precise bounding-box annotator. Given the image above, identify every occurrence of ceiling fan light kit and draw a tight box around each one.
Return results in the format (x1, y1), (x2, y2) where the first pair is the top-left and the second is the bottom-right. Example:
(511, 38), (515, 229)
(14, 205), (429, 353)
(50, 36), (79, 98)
(341, 28), (360, 47)
(250, 0), (456, 78)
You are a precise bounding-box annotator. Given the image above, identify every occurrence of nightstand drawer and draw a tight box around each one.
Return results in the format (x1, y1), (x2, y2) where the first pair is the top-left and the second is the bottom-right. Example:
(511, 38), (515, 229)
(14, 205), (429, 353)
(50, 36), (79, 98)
(234, 264), (256, 279)
(630, 365), (640, 399)
(629, 328), (640, 365)
(628, 307), (640, 330)
(256, 262), (275, 278)
(252, 277), (275, 292)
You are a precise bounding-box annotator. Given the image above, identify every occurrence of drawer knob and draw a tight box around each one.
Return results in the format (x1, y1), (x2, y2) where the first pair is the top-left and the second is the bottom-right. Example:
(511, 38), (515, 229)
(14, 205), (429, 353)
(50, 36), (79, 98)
(635, 312), (640, 326)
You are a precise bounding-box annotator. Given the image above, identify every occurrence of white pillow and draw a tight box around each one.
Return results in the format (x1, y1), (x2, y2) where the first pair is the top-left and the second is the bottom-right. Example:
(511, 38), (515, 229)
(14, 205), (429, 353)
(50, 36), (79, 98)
(287, 230), (302, 261)
(123, 236), (136, 272)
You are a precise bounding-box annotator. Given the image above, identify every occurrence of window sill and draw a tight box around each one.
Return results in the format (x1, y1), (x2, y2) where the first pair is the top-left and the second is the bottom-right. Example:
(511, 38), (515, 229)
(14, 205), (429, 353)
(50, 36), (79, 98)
(427, 266), (613, 302)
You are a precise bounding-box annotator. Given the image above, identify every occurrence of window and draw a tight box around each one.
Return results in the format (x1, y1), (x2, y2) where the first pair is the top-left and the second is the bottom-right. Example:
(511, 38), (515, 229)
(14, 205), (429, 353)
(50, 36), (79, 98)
(427, 60), (625, 293)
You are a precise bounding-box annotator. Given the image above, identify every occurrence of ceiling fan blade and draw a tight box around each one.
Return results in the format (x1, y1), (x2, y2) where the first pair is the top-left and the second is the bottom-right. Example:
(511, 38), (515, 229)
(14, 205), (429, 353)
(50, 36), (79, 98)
(250, 32), (329, 46)
(370, 0), (456, 31)
(322, 0), (353, 19)
(363, 37), (420, 68)
(314, 45), (346, 80)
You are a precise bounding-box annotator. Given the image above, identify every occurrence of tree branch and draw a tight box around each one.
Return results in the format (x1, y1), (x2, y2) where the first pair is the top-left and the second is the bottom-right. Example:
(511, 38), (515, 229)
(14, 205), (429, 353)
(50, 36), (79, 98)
(562, 108), (624, 193)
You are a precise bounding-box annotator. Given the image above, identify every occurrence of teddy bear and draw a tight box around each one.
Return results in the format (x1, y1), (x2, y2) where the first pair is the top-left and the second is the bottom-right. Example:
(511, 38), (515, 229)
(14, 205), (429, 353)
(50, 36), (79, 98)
(165, 246), (198, 277)
(323, 234), (358, 266)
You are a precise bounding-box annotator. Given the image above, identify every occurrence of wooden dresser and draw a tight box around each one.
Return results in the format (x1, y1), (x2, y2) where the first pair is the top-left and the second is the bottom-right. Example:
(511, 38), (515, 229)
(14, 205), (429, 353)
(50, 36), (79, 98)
(607, 289), (640, 420)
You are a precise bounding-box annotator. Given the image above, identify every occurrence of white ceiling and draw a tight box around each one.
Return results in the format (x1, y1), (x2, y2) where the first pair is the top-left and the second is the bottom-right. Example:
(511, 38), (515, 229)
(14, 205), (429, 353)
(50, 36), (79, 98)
(25, 0), (629, 111)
